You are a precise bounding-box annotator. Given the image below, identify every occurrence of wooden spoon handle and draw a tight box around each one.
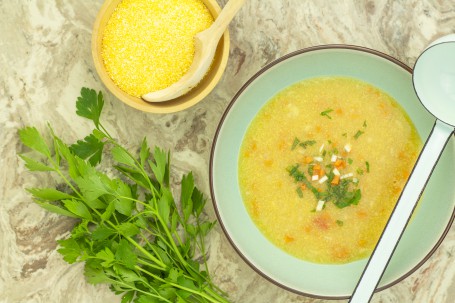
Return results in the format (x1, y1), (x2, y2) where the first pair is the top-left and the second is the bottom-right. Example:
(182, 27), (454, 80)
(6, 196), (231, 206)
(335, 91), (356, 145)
(209, 0), (246, 41)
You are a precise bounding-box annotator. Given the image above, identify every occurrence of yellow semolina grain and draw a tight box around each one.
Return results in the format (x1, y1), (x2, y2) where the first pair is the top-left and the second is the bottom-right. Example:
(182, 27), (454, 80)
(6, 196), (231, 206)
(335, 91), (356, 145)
(101, 0), (214, 98)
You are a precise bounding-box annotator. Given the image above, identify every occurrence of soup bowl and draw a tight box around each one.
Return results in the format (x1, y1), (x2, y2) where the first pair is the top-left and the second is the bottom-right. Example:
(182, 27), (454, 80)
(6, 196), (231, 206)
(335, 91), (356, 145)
(209, 45), (455, 299)
(92, 0), (230, 113)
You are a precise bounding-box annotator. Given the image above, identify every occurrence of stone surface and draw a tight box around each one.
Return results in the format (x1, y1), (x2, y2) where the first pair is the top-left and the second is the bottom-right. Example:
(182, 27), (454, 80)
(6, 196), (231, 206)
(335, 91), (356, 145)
(1, 0), (455, 302)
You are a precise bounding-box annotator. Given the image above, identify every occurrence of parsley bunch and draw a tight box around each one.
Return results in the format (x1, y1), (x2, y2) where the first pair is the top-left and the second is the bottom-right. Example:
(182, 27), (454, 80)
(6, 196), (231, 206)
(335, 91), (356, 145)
(19, 88), (230, 303)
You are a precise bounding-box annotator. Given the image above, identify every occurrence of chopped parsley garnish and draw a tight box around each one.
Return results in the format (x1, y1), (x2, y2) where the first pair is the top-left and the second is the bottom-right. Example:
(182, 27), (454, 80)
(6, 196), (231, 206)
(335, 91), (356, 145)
(291, 137), (300, 150)
(363, 120), (368, 128)
(320, 108), (334, 119)
(354, 130), (364, 139)
(292, 138), (316, 150)
(296, 187), (304, 198)
(287, 126), (368, 212)
(308, 165), (314, 176)
(287, 163), (362, 210)
(299, 140), (316, 149)
(336, 220), (344, 226)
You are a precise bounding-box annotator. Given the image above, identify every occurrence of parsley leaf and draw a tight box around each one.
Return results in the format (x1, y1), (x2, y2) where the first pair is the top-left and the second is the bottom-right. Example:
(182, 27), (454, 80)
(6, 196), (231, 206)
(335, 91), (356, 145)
(63, 199), (93, 220)
(27, 188), (73, 201)
(299, 140), (316, 149)
(181, 173), (195, 221)
(84, 260), (111, 284)
(139, 137), (150, 167)
(34, 200), (80, 219)
(19, 155), (54, 172)
(91, 225), (115, 241)
(150, 147), (169, 186)
(112, 146), (136, 167)
(18, 127), (51, 157)
(70, 132), (105, 166)
(320, 108), (334, 119)
(296, 187), (303, 198)
(76, 87), (104, 128)
(291, 137), (300, 150)
(192, 187), (206, 217)
(354, 130), (364, 139)
(57, 237), (82, 264)
(96, 247), (115, 267)
(117, 222), (139, 238)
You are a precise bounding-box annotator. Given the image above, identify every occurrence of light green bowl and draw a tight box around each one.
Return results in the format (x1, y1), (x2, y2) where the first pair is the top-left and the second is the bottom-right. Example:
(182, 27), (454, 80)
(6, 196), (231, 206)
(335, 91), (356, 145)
(209, 45), (455, 299)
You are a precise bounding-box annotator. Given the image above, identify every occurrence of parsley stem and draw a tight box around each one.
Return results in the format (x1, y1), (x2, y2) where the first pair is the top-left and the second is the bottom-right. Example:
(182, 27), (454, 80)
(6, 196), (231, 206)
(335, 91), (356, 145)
(205, 287), (231, 303)
(52, 158), (170, 272)
(195, 216), (211, 278)
(50, 161), (83, 199)
(138, 231), (178, 268)
(136, 257), (167, 272)
(50, 163), (106, 223)
(105, 140), (190, 260)
(123, 196), (189, 261)
(125, 237), (167, 269)
(139, 214), (219, 296)
(107, 276), (173, 303)
(98, 123), (113, 140)
(135, 266), (227, 303)
(108, 138), (160, 198)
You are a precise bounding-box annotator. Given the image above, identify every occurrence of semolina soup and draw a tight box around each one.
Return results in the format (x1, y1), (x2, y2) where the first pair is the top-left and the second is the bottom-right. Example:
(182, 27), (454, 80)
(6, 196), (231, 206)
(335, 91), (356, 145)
(238, 77), (422, 264)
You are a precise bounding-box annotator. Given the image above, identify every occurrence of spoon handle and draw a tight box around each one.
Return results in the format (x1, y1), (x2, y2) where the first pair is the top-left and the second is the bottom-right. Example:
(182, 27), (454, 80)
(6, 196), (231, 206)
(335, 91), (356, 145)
(349, 119), (454, 303)
(209, 0), (246, 41)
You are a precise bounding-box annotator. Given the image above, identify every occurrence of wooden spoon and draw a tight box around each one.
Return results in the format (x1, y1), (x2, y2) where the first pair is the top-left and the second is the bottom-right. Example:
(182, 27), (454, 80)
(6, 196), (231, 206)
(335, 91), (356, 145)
(142, 0), (246, 102)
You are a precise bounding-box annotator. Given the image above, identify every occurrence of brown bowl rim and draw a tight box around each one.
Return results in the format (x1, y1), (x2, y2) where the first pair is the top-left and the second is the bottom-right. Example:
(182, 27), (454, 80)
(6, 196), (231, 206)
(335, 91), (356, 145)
(91, 0), (230, 114)
(208, 44), (455, 300)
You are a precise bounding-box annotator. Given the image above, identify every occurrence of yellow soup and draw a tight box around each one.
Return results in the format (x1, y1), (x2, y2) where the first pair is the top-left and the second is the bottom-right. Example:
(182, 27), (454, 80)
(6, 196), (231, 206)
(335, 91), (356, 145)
(238, 77), (421, 264)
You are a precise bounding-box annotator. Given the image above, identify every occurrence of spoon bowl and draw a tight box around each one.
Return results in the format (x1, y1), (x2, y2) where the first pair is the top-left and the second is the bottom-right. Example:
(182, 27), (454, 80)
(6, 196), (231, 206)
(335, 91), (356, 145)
(413, 35), (455, 127)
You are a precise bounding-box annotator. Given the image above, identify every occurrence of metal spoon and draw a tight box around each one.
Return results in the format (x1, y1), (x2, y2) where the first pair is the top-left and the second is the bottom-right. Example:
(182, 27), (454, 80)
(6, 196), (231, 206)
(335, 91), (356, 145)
(349, 34), (455, 303)
(142, 0), (246, 102)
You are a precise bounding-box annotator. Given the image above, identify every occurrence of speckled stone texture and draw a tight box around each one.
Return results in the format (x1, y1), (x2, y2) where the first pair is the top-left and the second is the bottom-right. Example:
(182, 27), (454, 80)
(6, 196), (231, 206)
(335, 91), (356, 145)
(1, 0), (455, 302)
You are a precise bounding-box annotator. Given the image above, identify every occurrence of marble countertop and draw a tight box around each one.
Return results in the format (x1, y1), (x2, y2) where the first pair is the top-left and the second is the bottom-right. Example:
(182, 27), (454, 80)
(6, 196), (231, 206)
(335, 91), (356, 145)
(1, 0), (455, 302)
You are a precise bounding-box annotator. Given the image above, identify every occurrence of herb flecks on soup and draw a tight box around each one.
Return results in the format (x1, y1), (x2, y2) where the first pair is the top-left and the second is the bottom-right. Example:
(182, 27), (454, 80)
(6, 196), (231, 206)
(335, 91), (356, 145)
(238, 77), (421, 264)
(287, 128), (366, 211)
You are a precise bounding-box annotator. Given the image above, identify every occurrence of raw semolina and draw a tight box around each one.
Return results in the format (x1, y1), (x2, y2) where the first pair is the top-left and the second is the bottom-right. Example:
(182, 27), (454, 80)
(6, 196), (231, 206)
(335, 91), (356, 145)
(102, 0), (214, 97)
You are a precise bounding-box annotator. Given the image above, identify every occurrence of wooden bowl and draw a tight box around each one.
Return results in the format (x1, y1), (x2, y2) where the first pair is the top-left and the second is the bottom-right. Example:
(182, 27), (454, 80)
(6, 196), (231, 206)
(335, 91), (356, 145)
(91, 0), (230, 113)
